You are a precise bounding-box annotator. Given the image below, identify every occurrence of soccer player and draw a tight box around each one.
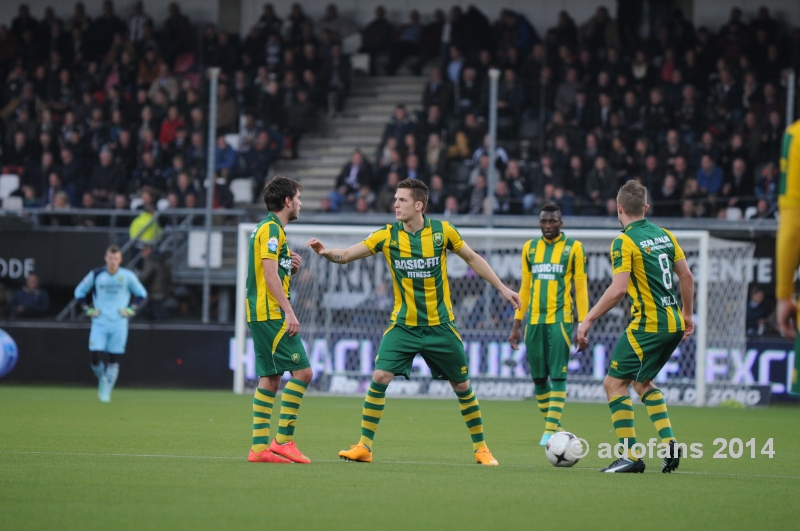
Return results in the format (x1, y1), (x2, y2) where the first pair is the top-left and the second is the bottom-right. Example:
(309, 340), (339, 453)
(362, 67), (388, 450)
(777, 118), (800, 395)
(508, 203), (588, 447)
(576, 181), (694, 473)
(306, 179), (521, 465)
(246, 176), (313, 464)
(74, 245), (148, 403)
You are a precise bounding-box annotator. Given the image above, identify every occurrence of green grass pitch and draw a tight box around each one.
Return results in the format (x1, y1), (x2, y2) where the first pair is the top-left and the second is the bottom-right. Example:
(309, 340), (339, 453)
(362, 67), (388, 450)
(1, 385), (798, 530)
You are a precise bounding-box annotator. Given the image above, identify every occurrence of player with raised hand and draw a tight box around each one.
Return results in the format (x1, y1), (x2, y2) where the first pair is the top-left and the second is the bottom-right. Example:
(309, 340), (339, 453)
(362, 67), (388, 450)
(74, 245), (147, 403)
(576, 181), (694, 474)
(776, 118), (800, 395)
(508, 203), (588, 447)
(307, 179), (521, 465)
(245, 176), (311, 465)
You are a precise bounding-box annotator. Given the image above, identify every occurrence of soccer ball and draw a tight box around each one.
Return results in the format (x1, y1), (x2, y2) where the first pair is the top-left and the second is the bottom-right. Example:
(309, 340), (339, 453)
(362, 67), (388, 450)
(545, 431), (583, 467)
(0, 328), (18, 378)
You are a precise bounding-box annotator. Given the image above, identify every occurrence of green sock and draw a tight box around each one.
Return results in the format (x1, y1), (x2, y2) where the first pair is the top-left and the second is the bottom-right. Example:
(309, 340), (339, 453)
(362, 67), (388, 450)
(275, 379), (308, 444)
(545, 379), (566, 434)
(359, 380), (388, 451)
(642, 388), (675, 443)
(251, 388), (275, 452)
(609, 395), (638, 460)
(534, 381), (551, 422)
(456, 385), (486, 450)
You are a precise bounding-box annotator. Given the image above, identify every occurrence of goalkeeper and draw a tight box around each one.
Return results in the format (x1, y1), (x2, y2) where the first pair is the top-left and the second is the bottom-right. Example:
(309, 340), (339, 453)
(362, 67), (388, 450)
(75, 245), (147, 403)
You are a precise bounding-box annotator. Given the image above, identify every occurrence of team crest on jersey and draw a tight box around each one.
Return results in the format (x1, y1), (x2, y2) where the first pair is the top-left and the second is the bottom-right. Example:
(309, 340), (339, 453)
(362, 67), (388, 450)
(268, 237), (279, 253)
(117, 275), (124, 281)
(291, 353), (300, 363)
(644, 246), (652, 254)
(563, 245), (571, 255)
(612, 250), (622, 261)
(433, 232), (444, 246)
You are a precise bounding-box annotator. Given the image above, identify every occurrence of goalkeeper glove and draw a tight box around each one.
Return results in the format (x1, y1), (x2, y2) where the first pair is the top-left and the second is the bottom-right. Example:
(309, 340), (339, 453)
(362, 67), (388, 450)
(119, 306), (136, 318)
(84, 306), (100, 318)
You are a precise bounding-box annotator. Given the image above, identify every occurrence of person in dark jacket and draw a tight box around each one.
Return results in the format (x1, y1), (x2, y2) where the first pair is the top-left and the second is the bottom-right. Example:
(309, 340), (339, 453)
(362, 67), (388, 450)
(137, 244), (171, 320)
(11, 274), (49, 318)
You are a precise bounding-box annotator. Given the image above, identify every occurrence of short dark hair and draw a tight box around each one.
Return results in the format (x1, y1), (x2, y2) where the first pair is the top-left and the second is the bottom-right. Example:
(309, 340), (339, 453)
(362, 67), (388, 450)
(541, 203), (561, 215)
(106, 245), (121, 255)
(397, 178), (429, 209)
(617, 180), (647, 216)
(263, 175), (303, 212)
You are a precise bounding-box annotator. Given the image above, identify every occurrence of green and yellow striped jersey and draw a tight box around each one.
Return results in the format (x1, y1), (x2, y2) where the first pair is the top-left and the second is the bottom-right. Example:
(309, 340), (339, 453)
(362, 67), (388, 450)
(780, 119), (800, 209)
(246, 213), (292, 322)
(514, 234), (588, 324)
(611, 219), (686, 333)
(362, 216), (463, 327)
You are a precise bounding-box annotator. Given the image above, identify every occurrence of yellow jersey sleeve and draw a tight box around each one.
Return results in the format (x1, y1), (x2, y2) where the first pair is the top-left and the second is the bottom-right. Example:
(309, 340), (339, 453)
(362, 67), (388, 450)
(362, 225), (391, 255)
(259, 222), (282, 261)
(572, 242), (589, 321)
(514, 240), (532, 321)
(443, 222), (465, 252)
(610, 236), (633, 274)
(663, 229), (685, 262)
(779, 120), (800, 209)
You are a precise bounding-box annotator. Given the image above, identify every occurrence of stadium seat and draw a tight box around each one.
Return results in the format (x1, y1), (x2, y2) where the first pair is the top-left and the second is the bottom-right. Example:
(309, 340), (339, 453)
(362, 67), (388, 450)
(744, 206), (758, 220)
(342, 33), (361, 55)
(224, 134), (240, 151)
(2, 196), (23, 211)
(156, 198), (171, 211)
(725, 207), (743, 220)
(351, 53), (370, 75)
(0, 174), (20, 199)
(229, 178), (254, 204)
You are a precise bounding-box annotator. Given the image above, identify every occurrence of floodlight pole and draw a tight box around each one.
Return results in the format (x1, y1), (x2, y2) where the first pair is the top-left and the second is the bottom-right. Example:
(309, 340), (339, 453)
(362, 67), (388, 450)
(787, 69), (796, 126)
(487, 68), (500, 226)
(202, 67), (220, 324)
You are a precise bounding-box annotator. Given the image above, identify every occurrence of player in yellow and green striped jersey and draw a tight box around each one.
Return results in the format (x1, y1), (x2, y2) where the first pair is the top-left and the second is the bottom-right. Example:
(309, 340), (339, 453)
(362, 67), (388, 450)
(245, 176), (313, 465)
(777, 118), (800, 396)
(306, 179), (521, 465)
(508, 203), (589, 447)
(577, 181), (695, 474)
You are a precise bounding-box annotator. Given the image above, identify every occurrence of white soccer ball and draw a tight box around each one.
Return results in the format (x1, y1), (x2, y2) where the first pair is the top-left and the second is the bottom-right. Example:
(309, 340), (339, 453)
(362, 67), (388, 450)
(545, 431), (583, 467)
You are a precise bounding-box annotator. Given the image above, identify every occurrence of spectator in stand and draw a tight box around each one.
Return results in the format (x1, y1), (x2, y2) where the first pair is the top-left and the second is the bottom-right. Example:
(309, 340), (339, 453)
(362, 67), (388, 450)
(10, 274), (49, 319)
(332, 150), (374, 211)
(242, 129), (284, 195)
(427, 174), (447, 214)
(89, 147), (125, 204)
(652, 173), (683, 217)
(696, 154), (724, 197)
(214, 134), (238, 181)
(721, 158), (755, 212)
(137, 244), (171, 321)
(422, 67), (453, 117)
(285, 88), (316, 159)
(387, 10), (423, 76)
(374, 170), (400, 213)
(129, 192), (162, 246)
(360, 6), (394, 75)
(382, 104), (415, 146)
(746, 287), (772, 336)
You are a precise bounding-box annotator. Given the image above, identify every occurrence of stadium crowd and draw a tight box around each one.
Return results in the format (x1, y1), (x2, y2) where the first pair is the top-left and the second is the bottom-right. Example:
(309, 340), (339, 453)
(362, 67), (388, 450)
(325, 5), (799, 220)
(0, 0), (352, 218)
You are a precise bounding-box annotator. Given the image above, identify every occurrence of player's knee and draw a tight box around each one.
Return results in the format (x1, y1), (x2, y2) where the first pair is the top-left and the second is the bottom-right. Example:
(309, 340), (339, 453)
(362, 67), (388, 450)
(293, 367), (313, 384)
(450, 379), (470, 393)
(372, 370), (393, 385)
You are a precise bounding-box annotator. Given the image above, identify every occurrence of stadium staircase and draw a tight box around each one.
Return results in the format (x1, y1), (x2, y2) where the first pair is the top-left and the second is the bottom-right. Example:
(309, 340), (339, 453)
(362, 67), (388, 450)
(272, 75), (426, 211)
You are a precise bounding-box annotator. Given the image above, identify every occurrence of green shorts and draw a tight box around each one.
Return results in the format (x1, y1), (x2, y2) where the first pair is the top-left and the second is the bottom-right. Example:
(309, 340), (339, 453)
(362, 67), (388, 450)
(248, 320), (310, 377)
(525, 322), (572, 380)
(609, 328), (684, 382)
(376, 321), (468, 382)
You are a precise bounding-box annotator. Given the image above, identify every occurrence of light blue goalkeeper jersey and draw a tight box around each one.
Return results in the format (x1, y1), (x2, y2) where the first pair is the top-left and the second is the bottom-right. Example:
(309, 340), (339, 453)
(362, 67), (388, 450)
(74, 267), (147, 324)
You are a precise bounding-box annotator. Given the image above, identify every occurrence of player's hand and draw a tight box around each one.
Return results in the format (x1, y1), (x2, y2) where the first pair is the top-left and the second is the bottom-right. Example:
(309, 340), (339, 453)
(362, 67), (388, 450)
(286, 311), (300, 337)
(119, 307), (136, 319)
(85, 306), (100, 318)
(508, 323), (521, 350)
(575, 320), (591, 352)
(503, 288), (521, 310)
(305, 238), (327, 256)
(682, 314), (695, 340)
(777, 298), (797, 340)
(290, 251), (302, 274)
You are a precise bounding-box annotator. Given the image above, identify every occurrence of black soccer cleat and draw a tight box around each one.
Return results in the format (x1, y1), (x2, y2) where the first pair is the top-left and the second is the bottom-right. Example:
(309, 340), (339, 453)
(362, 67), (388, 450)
(662, 440), (682, 473)
(600, 457), (646, 473)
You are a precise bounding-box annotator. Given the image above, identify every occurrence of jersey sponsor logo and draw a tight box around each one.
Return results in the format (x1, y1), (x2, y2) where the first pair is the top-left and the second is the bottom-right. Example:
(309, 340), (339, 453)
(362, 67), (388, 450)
(639, 236), (673, 253)
(531, 263), (565, 281)
(394, 257), (440, 278)
(460, 366), (467, 374)
(611, 360), (619, 369)
(279, 257), (292, 271)
(267, 237), (279, 253)
(433, 232), (444, 246)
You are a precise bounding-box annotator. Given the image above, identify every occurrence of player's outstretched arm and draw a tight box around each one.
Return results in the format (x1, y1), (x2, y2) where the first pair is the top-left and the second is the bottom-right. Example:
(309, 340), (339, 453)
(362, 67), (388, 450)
(305, 238), (372, 264)
(263, 258), (300, 336)
(673, 259), (695, 340)
(576, 272), (629, 351)
(455, 242), (521, 310)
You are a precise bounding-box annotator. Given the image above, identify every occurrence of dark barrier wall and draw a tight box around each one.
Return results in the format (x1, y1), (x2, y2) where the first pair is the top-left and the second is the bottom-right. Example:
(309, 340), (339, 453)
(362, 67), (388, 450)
(0, 323), (232, 389)
(0, 232), (111, 287)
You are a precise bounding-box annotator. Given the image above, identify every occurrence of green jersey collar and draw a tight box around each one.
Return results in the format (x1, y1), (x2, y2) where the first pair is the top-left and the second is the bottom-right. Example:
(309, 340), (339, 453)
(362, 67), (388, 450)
(266, 212), (283, 227)
(623, 218), (648, 232)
